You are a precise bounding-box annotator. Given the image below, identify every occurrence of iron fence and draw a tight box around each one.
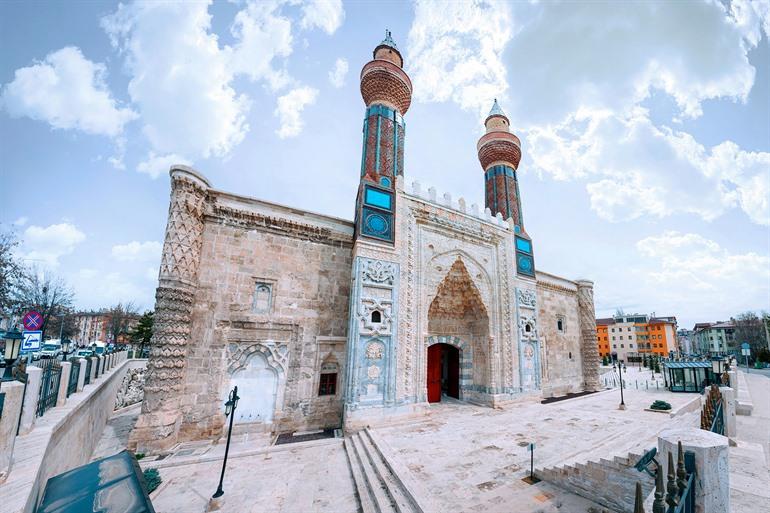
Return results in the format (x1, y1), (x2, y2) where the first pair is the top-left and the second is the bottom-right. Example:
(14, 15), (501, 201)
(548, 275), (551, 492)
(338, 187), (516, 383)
(84, 358), (92, 385)
(36, 358), (62, 417)
(633, 441), (695, 513)
(13, 363), (28, 435)
(67, 358), (80, 397)
(94, 357), (100, 379)
(700, 384), (724, 436)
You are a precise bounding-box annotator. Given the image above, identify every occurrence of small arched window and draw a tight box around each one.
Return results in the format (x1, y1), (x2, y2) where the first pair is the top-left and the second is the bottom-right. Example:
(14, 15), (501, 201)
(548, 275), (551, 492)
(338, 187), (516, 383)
(525, 324), (531, 333)
(371, 310), (382, 323)
(569, 351), (573, 359)
(557, 319), (563, 331)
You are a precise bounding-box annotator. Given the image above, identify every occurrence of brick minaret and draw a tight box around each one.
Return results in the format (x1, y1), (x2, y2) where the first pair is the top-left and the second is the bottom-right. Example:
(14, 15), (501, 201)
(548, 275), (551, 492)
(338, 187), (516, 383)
(477, 100), (535, 277)
(355, 31), (412, 244)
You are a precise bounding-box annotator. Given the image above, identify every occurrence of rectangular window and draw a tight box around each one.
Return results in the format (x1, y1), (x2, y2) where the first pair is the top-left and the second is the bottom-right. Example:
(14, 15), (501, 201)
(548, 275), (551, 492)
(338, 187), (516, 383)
(364, 186), (392, 210)
(318, 372), (337, 396)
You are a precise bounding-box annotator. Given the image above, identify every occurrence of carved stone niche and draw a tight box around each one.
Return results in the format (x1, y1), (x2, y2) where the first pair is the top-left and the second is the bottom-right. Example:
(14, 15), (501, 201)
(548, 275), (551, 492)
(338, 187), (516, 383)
(359, 297), (393, 335)
(518, 316), (538, 341)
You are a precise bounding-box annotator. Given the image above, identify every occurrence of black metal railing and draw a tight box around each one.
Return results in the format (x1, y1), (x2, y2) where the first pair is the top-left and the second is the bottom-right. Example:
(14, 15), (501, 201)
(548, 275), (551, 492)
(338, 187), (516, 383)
(84, 358), (92, 385)
(700, 384), (724, 436)
(94, 357), (100, 379)
(36, 358), (62, 417)
(634, 441), (696, 513)
(67, 358), (80, 397)
(13, 363), (28, 435)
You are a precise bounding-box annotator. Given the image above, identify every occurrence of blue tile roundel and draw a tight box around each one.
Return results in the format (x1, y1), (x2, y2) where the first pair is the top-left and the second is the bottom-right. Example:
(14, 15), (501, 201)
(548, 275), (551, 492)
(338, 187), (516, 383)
(365, 212), (389, 236)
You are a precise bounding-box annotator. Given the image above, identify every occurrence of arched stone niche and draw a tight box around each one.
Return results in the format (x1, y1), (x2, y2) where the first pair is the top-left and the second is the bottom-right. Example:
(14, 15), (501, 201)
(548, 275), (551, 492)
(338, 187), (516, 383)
(225, 342), (288, 427)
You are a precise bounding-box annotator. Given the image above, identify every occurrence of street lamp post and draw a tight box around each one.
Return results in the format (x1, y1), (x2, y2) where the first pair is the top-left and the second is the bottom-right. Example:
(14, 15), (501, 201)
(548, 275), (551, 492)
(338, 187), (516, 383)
(61, 339), (71, 361)
(614, 361), (626, 410)
(2, 328), (24, 381)
(212, 385), (240, 499)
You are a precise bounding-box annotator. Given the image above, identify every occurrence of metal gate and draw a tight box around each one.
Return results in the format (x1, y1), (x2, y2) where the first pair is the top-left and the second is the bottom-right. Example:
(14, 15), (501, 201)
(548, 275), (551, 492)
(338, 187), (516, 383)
(37, 359), (62, 417)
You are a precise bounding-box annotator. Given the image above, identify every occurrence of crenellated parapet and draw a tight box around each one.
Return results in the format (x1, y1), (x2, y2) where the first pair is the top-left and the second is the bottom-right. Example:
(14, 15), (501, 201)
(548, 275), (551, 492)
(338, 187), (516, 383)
(130, 165), (210, 453)
(576, 279), (602, 392)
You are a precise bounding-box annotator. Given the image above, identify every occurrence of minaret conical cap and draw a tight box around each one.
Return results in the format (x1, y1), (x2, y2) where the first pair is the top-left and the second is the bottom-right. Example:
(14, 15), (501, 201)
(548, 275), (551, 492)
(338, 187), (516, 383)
(488, 99), (505, 118)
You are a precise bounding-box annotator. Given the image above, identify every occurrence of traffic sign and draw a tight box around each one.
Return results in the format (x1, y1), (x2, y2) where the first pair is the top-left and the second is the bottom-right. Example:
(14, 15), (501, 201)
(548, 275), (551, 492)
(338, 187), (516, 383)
(21, 330), (42, 351)
(23, 310), (43, 330)
(741, 342), (751, 356)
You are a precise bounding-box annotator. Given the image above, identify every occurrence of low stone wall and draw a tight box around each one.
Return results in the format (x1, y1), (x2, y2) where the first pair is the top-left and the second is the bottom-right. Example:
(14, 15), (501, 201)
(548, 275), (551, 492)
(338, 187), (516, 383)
(0, 353), (141, 513)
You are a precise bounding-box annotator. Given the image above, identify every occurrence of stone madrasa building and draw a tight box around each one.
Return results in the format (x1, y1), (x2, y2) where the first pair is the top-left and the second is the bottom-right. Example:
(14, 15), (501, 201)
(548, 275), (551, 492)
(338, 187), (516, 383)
(130, 33), (601, 453)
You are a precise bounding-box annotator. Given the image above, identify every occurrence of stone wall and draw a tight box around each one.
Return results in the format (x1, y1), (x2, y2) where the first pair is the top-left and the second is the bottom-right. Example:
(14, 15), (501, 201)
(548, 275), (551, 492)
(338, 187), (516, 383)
(177, 192), (354, 441)
(536, 274), (585, 396)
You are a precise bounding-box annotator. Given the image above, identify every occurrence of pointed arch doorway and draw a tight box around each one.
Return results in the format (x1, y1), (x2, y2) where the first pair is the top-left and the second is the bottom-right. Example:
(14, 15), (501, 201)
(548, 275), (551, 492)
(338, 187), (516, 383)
(427, 343), (460, 402)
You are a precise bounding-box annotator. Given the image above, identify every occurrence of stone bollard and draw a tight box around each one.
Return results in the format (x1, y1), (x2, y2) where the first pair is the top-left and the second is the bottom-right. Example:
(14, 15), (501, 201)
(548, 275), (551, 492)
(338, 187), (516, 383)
(0, 380), (25, 482)
(77, 358), (87, 391)
(56, 361), (72, 406)
(20, 366), (42, 434)
(719, 386), (737, 438)
(727, 370), (737, 390)
(658, 427), (729, 513)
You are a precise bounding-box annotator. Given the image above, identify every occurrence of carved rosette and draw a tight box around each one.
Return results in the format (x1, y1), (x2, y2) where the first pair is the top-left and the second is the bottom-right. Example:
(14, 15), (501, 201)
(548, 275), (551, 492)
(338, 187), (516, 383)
(577, 280), (601, 391)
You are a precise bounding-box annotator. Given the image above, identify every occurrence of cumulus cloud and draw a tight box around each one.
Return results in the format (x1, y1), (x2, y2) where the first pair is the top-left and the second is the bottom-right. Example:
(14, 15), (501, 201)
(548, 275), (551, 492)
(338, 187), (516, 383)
(407, 0), (770, 225)
(111, 240), (162, 262)
(137, 152), (192, 179)
(635, 231), (770, 309)
(73, 268), (154, 310)
(1, 46), (136, 137)
(527, 109), (770, 224)
(274, 86), (318, 138)
(300, 0), (345, 34)
(407, 0), (511, 117)
(22, 222), (86, 267)
(328, 58), (348, 88)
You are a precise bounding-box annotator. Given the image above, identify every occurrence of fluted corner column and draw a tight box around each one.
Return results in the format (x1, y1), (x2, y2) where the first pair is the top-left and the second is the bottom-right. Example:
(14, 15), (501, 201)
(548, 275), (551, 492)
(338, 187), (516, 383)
(129, 165), (210, 454)
(577, 279), (601, 392)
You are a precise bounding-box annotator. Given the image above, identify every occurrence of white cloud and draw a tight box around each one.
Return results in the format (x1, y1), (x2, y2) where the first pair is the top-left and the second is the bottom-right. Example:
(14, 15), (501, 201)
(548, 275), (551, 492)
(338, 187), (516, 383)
(407, 0), (511, 117)
(73, 268), (154, 310)
(527, 109), (770, 224)
(1, 46), (137, 137)
(22, 222), (86, 267)
(13, 217), (28, 227)
(111, 241), (162, 262)
(300, 0), (344, 34)
(274, 86), (318, 138)
(137, 152), (192, 179)
(328, 58), (348, 88)
(634, 231), (770, 315)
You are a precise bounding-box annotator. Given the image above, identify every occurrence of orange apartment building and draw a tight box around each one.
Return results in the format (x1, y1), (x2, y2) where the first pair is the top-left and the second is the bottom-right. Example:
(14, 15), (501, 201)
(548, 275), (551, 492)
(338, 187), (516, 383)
(596, 314), (677, 361)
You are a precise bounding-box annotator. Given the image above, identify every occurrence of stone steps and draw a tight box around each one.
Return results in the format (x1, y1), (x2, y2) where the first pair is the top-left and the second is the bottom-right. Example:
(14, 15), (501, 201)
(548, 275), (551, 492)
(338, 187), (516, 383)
(344, 429), (427, 513)
(536, 449), (654, 513)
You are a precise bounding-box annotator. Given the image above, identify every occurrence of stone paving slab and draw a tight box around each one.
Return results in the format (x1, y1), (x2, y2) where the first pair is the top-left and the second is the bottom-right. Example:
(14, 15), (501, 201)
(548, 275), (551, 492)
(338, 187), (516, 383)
(149, 439), (358, 513)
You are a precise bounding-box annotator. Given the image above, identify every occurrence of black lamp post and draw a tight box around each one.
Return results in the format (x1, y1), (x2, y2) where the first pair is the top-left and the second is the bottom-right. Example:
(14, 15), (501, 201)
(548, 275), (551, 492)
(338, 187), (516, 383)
(613, 361), (626, 410)
(213, 385), (240, 499)
(61, 339), (71, 360)
(2, 328), (24, 381)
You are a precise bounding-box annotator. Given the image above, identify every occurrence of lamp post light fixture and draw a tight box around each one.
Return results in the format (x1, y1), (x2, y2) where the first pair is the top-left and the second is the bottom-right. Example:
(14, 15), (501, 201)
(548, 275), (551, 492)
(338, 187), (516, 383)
(613, 361), (626, 410)
(212, 385), (240, 499)
(61, 339), (71, 360)
(2, 328), (24, 381)
(711, 357), (723, 385)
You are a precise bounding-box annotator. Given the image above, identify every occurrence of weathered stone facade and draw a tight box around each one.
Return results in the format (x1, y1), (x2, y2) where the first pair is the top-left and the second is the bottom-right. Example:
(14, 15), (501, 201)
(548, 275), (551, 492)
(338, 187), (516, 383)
(130, 34), (600, 453)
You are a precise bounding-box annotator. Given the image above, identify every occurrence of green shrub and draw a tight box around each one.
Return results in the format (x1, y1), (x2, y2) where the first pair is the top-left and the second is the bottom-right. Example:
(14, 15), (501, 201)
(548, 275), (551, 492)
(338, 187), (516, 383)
(134, 452), (145, 460)
(143, 468), (162, 493)
(650, 400), (671, 411)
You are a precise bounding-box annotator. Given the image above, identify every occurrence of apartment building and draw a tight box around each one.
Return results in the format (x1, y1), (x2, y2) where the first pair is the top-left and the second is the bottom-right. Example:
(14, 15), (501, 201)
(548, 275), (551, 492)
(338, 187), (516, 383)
(596, 313), (678, 361)
(693, 321), (737, 355)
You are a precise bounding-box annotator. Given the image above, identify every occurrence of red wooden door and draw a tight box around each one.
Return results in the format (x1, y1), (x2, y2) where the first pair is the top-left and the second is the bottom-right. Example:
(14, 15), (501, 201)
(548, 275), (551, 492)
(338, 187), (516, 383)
(447, 346), (460, 399)
(427, 344), (442, 403)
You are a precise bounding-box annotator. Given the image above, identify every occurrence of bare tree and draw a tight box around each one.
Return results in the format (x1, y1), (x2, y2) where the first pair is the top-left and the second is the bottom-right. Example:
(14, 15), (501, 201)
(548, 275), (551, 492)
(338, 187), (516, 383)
(13, 266), (74, 339)
(106, 302), (140, 344)
(733, 311), (767, 356)
(0, 229), (26, 315)
(46, 306), (79, 341)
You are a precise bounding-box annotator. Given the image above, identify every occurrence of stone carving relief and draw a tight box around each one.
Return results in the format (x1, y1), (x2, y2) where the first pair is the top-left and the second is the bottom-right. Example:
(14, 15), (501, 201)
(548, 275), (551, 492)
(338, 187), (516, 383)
(227, 340), (289, 375)
(361, 259), (397, 285)
(517, 289), (537, 309)
(577, 282), (602, 391)
(367, 365), (381, 379)
(359, 297), (393, 335)
(365, 341), (384, 360)
(518, 315), (538, 342)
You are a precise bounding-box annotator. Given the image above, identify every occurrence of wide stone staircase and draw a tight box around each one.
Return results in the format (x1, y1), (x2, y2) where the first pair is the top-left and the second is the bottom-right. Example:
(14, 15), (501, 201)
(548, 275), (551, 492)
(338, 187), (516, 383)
(344, 428), (435, 513)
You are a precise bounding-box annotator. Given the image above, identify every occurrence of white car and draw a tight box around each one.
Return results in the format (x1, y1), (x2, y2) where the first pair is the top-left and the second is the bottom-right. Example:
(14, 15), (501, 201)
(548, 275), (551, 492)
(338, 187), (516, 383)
(40, 343), (62, 359)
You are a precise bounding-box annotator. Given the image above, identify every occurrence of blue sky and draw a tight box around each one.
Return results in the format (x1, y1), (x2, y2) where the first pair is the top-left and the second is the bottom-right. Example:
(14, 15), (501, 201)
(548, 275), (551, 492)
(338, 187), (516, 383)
(1, 0), (768, 329)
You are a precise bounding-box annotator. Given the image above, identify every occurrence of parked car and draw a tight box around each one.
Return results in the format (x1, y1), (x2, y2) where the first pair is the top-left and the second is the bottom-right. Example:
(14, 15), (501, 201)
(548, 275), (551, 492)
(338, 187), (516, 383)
(40, 343), (62, 359)
(75, 349), (94, 358)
